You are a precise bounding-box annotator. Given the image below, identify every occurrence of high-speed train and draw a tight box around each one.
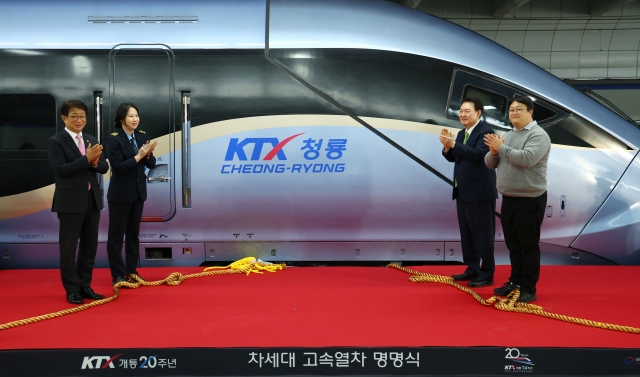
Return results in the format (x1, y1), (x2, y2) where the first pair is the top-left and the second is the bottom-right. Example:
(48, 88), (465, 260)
(1, 0), (639, 269)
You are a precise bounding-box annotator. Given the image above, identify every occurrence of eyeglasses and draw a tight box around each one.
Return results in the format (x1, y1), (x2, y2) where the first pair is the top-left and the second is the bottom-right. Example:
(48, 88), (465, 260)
(508, 108), (525, 114)
(66, 115), (86, 121)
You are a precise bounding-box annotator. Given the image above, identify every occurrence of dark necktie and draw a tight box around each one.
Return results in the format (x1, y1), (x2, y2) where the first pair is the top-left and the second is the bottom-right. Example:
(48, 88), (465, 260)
(131, 137), (138, 154)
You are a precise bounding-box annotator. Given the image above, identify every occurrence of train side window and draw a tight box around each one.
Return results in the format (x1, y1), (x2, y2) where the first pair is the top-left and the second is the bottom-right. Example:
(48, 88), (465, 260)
(447, 69), (630, 148)
(463, 86), (506, 118)
(462, 84), (557, 123)
(531, 102), (556, 123)
(448, 69), (568, 131)
(0, 94), (56, 151)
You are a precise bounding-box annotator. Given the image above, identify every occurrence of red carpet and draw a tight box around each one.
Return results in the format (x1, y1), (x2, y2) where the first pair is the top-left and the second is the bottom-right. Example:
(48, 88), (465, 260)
(1, 265), (639, 350)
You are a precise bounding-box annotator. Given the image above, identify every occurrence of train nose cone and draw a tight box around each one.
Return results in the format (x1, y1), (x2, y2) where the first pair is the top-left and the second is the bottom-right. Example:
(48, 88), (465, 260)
(571, 155), (640, 265)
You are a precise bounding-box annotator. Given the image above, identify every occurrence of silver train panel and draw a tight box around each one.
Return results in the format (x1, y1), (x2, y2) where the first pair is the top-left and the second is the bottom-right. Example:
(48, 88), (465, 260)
(0, 240), (615, 269)
(141, 117), (633, 251)
(0, 243), (205, 269)
(445, 242), (614, 266)
(126, 120), (462, 243)
(542, 146), (634, 247)
(572, 154), (640, 265)
(3, 0), (639, 147)
(1, 116), (632, 265)
(0, 0), (266, 50)
(268, 0), (640, 148)
(1, 0), (639, 266)
(205, 241), (446, 262)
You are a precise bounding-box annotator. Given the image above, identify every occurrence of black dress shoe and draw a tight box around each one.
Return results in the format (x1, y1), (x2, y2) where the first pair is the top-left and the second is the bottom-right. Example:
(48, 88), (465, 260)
(66, 292), (84, 305)
(494, 282), (518, 296)
(79, 287), (105, 300)
(126, 273), (145, 283)
(468, 277), (494, 287)
(112, 276), (128, 286)
(451, 271), (478, 281)
(517, 292), (537, 303)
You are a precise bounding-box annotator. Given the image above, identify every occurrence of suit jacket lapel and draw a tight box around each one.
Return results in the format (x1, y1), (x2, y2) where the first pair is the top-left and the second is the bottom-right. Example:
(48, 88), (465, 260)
(467, 128), (480, 146)
(464, 122), (485, 146)
(134, 130), (146, 150)
(61, 131), (82, 158)
(120, 129), (135, 155)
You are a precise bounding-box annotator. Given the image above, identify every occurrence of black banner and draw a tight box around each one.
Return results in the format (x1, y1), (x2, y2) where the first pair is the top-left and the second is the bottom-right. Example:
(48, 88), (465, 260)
(1, 346), (639, 376)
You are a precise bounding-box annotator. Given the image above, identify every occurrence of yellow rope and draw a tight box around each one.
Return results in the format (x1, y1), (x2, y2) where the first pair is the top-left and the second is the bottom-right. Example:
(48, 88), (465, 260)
(389, 263), (640, 334)
(204, 257), (285, 275)
(5, 261), (634, 335)
(0, 257), (285, 331)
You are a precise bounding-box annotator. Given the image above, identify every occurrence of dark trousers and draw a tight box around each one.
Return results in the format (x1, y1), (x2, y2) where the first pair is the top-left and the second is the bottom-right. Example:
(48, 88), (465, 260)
(106, 199), (144, 279)
(57, 194), (100, 294)
(500, 191), (547, 294)
(456, 197), (496, 280)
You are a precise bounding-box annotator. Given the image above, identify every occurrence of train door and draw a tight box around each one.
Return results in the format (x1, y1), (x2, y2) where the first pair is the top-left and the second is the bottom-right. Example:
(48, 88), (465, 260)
(109, 44), (176, 221)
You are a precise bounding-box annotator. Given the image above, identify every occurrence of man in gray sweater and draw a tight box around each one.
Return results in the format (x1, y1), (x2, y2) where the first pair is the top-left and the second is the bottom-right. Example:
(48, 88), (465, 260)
(483, 95), (551, 303)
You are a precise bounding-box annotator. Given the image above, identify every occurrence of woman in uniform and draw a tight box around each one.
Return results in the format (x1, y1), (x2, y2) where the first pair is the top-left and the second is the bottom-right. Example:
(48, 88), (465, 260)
(106, 102), (158, 285)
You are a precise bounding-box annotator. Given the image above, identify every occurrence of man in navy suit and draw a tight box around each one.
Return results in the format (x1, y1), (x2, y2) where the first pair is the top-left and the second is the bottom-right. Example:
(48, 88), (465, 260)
(440, 97), (498, 287)
(47, 100), (109, 304)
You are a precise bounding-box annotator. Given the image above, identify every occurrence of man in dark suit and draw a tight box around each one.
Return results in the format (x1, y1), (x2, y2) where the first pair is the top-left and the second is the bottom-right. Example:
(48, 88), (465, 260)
(47, 99), (109, 304)
(440, 97), (498, 287)
(106, 103), (157, 285)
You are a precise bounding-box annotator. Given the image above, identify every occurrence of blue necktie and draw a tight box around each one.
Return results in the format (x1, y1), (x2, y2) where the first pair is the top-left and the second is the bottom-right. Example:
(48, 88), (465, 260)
(131, 137), (138, 154)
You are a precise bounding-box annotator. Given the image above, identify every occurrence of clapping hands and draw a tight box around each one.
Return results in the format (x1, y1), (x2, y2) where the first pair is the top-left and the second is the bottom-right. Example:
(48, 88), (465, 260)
(137, 140), (158, 159)
(439, 128), (455, 150)
(85, 143), (103, 166)
(483, 133), (503, 155)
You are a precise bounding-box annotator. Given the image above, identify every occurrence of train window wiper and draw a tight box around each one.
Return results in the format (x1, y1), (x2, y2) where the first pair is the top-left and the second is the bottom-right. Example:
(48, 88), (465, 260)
(580, 88), (639, 128)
